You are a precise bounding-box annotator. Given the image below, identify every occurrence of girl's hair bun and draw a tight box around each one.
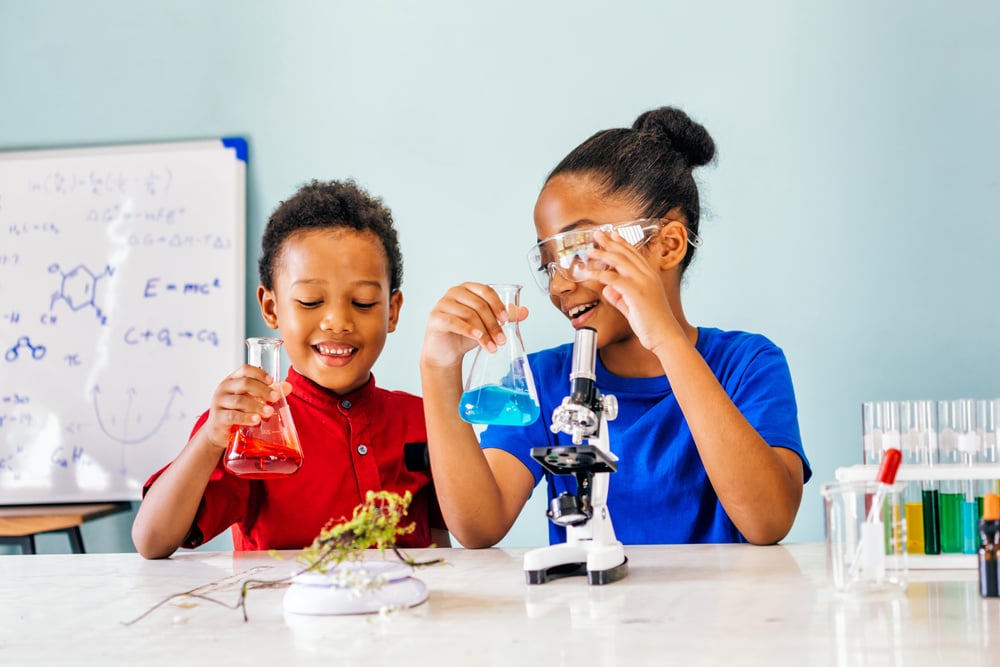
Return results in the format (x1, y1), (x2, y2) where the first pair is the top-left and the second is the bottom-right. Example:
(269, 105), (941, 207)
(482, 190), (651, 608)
(632, 106), (716, 168)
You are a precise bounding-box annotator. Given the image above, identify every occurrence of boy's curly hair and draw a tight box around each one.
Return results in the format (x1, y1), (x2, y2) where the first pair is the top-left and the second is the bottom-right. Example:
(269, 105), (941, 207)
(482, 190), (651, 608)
(258, 179), (402, 292)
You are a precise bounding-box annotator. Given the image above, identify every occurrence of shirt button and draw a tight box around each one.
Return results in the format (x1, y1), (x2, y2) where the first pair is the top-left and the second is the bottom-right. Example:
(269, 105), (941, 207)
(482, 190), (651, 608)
(340, 400), (352, 409)
(357, 444), (368, 455)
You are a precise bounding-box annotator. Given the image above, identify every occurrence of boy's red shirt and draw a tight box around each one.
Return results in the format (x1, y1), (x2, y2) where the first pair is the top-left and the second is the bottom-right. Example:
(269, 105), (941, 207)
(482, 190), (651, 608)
(143, 368), (442, 550)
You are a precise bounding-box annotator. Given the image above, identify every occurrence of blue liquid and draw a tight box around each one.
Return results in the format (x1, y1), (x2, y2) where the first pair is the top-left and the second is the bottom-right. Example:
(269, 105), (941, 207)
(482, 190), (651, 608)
(961, 500), (980, 555)
(459, 385), (540, 426)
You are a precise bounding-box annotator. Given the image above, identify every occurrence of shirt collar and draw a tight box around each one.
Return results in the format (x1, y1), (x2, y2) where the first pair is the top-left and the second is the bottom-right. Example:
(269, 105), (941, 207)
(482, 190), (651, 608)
(286, 367), (376, 409)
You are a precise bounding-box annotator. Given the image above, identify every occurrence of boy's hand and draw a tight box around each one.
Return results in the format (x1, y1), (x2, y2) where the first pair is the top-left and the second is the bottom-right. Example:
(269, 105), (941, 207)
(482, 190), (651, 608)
(200, 365), (289, 450)
(420, 282), (528, 368)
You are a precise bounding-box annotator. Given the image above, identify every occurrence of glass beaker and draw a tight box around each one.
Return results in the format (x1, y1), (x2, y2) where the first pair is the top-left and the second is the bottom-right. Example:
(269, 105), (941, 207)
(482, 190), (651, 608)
(459, 284), (540, 426)
(821, 480), (907, 596)
(224, 337), (304, 478)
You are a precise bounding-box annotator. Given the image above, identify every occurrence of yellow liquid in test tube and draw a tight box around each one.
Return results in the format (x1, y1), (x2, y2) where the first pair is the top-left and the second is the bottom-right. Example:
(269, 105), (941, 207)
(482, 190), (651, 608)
(906, 502), (925, 553)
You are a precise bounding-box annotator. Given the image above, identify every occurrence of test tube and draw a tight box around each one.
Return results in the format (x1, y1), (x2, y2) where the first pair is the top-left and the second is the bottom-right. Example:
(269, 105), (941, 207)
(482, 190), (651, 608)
(914, 399), (941, 555)
(862, 401), (881, 465)
(901, 400), (926, 554)
(938, 400), (964, 554)
(954, 398), (981, 555)
(877, 401), (903, 549)
(978, 399), (1000, 503)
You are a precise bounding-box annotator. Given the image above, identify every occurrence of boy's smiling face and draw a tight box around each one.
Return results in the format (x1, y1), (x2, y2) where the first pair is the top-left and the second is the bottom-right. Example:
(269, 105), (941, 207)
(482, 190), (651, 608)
(257, 227), (401, 395)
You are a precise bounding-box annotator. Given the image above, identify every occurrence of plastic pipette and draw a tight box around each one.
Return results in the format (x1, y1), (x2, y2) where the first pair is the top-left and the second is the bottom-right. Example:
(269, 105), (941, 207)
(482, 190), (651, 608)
(848, 447), (903, 580)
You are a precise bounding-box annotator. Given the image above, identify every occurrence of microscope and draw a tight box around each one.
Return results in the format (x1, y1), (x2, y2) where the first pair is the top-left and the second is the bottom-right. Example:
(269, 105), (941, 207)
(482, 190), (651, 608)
(523, 326), (628, 585)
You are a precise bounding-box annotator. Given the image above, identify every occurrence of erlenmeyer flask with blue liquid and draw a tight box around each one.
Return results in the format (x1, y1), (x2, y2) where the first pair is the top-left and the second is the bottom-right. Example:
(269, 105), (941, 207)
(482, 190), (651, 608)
(459, 284), (540, 426)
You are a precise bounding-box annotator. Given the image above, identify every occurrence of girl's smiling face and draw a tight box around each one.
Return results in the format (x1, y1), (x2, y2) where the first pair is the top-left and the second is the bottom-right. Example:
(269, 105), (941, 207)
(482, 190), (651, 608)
(257, 227), (401, 395)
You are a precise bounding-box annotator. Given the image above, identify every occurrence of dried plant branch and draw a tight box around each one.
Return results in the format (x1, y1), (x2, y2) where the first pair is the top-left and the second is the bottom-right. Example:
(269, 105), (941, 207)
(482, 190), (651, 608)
(123, 490), (446, 625)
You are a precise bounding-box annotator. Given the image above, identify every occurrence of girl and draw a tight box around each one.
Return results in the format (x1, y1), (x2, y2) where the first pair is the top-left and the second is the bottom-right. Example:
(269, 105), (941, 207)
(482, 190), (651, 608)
(420, 106), (810, 547)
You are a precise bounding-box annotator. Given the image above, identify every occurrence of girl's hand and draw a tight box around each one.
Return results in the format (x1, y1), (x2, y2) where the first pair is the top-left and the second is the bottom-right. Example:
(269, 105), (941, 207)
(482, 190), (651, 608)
(583, 228), (682, 352)
(200, 365), (291, 450)
(420, 282), (528, 368)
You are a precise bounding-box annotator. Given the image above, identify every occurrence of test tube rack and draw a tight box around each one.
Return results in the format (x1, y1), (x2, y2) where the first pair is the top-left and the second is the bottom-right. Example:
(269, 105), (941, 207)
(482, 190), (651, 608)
(835, 464), (998, 569)
(837, 464), (1000, 483)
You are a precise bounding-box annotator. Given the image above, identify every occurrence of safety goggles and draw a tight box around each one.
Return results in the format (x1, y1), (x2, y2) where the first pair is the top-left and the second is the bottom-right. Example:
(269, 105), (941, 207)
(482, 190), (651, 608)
(525, 219), (702, 291)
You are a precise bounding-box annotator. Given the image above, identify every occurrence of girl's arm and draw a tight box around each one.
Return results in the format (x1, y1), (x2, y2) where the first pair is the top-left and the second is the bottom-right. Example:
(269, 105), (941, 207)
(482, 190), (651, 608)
(589, 227), (803, 544)
(420, 283), (536, 548)
(653, 334), (804, 544)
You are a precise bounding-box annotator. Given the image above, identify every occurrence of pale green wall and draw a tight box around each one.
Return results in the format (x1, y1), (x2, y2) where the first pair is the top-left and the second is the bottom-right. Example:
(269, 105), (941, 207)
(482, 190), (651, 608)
(2, 0), (998, 553)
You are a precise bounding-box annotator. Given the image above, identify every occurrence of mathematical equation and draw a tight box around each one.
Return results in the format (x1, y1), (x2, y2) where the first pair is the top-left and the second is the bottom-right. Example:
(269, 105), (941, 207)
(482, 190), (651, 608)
(27, 167), (174, 198)
(5, 208), (195, 238)
(85, 204), (186, 225)
(4, 226), (232, 250)
(0, 383), (188, 480)
(3, 326), (221, 366)
(7, 221), (60, 237)
(0, 397), (89, 476)
(2, 263), (227, 330)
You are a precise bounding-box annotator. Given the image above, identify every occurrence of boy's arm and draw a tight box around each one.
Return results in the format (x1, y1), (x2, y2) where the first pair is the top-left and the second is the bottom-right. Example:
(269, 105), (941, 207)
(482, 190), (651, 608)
(131, 430), (224, 559)
(131, 365), (282, 558)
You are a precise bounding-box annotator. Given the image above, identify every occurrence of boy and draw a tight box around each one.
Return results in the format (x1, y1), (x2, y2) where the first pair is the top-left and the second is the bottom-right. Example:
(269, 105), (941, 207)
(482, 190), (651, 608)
(133, 179), (448, 558)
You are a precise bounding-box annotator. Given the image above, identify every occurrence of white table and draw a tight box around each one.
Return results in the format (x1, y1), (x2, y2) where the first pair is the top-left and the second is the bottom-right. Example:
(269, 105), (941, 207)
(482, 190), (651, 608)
(0, 543), (995, 666)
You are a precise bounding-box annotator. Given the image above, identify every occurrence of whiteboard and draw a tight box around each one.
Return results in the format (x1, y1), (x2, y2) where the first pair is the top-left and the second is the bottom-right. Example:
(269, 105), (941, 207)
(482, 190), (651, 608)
(0, 139), (246, 504)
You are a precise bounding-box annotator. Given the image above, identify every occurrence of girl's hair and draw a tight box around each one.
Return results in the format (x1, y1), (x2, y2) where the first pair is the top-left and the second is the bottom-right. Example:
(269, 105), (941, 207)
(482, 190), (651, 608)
(258, 179), (403, 292)
(547, 106), (716, 272)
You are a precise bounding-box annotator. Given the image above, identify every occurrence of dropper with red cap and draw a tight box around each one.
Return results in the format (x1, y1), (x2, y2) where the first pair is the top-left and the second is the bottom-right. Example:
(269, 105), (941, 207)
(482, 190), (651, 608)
(865, 446), (903, 523)
(848, 447), (903, 579)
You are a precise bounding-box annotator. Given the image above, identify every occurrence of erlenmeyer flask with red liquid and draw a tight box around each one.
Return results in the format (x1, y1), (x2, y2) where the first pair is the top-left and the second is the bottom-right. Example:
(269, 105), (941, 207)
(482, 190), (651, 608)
(224, 337), (303, 478)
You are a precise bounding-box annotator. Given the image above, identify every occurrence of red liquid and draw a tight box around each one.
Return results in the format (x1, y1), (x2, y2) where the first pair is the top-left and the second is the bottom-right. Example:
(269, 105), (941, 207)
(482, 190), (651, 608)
(224, 431), (302, 478)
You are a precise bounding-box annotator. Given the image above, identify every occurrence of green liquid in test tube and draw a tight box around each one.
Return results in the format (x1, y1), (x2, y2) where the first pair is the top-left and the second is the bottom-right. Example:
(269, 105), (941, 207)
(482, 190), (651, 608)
(940, 491), (964, 553)
(905, 400), (941, 555)
(922, 488), (941, 554)
(938, 400), (963, 554)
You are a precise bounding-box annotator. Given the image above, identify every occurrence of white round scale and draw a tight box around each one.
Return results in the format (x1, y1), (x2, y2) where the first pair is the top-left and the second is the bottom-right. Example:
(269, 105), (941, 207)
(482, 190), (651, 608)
(282, 560), (428, 616)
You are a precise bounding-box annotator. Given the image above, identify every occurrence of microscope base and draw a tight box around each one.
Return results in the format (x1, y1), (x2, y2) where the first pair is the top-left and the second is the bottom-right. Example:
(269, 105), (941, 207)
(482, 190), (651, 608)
(524, 541), (628, 585)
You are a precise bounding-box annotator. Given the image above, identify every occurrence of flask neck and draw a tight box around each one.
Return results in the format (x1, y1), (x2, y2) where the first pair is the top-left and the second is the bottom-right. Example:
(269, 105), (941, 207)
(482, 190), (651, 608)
(489, 284), (523, 339)
(246, 337), (283, 379)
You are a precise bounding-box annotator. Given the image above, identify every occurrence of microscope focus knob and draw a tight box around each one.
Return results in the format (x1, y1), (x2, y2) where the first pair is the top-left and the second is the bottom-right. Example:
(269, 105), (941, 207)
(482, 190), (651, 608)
(602, 394), (618, 421)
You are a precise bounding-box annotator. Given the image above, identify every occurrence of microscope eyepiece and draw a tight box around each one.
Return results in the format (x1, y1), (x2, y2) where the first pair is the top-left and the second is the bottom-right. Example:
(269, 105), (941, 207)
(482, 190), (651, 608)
(569, 327), (598, 406)
(569, 327), (597, 382)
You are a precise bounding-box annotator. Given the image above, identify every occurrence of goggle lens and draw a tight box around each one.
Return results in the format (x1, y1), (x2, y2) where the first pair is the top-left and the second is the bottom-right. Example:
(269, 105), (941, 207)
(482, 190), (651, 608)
(526, 220), (670, 291)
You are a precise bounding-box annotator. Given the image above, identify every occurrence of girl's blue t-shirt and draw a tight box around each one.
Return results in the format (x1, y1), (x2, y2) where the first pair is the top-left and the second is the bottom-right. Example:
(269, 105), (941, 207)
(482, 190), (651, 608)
(479, 326), (811, 545)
